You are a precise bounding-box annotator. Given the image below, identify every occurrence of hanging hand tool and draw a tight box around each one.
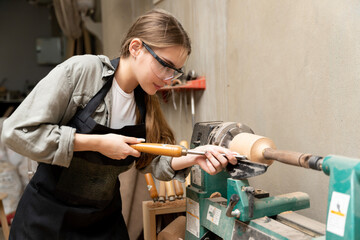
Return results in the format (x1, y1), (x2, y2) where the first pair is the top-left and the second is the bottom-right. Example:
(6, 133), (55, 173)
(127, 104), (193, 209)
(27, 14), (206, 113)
(131, 143), (268, 179)
(184, 89), (188, 120)
(190, 90), (195, 128)
(179, 89), (182, 120)
(186, 70), (197, 129)
(171, 89), (177, 110)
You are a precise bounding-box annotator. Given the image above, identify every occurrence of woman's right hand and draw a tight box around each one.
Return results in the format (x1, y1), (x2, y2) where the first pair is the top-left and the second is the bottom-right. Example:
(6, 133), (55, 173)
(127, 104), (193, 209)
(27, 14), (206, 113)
(74, 133), (145, 160)
(96, 134), (145, 159)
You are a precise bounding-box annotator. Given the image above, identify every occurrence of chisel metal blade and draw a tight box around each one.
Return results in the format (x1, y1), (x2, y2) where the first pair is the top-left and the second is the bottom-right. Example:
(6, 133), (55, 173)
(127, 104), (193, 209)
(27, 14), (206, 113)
(187, 150), (247, 160)
(186, 149), (266, 179)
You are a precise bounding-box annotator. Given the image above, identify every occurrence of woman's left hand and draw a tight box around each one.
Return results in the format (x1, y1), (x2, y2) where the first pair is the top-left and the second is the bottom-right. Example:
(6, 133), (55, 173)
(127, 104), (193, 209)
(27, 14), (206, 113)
(192, 145), (237, 175)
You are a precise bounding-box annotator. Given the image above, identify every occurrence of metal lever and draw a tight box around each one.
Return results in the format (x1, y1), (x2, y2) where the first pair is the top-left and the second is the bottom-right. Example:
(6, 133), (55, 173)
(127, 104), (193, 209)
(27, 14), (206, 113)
(226, 194), (241, 218)
(243, 186), (255, 218)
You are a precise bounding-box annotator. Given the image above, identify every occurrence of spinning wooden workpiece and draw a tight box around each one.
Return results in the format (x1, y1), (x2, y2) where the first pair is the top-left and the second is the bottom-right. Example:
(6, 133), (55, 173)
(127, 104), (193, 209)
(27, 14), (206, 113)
(229, 132), (321, 170)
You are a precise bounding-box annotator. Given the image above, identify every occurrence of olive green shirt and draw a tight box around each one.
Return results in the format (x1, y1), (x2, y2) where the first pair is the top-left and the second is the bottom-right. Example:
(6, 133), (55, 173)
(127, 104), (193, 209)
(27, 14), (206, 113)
(1, 55), (189, 181)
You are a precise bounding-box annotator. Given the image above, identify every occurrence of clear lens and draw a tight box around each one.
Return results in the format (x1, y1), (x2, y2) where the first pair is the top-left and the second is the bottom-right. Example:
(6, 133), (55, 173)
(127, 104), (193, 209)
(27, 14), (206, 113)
(150, 59), (182, 82)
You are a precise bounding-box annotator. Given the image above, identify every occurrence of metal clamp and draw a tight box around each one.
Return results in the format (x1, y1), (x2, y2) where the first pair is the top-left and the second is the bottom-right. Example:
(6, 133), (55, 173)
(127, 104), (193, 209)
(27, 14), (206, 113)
(243, 186), (255, 218)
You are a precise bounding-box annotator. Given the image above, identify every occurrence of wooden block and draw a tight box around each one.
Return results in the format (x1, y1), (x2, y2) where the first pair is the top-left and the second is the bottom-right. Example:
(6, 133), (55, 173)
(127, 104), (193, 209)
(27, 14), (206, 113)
(143, 199), (186, 240)
(157, 216), (186, 240)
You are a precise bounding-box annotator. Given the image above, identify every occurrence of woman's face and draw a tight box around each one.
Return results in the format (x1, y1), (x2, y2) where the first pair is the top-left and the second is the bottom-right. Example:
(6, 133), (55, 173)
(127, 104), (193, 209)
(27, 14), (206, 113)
(133, 42), (188, 95)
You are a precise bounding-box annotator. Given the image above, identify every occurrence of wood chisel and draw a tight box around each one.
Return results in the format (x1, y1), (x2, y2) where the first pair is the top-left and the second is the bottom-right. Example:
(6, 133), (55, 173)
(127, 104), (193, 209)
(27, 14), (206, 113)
(131, 143), (268, 179)
(130, 143), (247, 160)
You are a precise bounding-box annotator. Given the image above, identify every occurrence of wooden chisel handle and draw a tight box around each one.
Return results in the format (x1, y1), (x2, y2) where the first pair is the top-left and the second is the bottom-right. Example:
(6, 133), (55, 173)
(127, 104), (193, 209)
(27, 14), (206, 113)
(144, 173), (158, 202)
(131, 143), (184, 157)
(165, 180), (176, 201)
(159, 181), (166, 202)
(173, 179), (184, 199)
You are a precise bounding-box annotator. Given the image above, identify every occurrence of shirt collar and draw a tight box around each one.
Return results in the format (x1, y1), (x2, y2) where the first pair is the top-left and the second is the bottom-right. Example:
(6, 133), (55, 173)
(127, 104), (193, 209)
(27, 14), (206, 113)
(97, 55), (117, 78)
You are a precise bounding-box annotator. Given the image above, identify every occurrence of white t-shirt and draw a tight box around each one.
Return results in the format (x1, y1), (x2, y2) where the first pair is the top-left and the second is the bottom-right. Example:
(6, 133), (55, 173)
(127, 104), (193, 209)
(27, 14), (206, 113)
(110, 78), (137, 129)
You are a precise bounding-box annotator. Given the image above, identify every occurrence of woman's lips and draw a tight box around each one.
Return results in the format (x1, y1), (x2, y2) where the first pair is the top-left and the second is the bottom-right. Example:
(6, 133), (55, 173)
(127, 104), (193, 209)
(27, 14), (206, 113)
(154, 83), (163, 90)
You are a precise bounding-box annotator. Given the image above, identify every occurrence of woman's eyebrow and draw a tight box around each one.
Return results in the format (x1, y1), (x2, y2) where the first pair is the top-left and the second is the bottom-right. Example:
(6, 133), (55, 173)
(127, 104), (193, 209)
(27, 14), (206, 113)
(161, 56), (176, 68)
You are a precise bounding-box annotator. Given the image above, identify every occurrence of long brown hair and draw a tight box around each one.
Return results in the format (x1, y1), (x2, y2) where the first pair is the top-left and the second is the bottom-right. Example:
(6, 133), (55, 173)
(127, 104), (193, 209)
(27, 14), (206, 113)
(120, 9), (191, 169)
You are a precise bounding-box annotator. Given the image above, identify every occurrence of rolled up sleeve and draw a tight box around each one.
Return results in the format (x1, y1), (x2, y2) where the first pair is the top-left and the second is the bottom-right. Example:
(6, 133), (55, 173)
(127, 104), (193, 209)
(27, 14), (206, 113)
(140, 155), (191, 182)
(1, 64), (76, 167)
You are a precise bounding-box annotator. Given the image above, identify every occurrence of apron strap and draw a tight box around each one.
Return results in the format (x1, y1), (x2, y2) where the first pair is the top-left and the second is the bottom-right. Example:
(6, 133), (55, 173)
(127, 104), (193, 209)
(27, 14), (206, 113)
(75, 78), (112, 122)
(72, 57), (146, 125)
(134, 86), (146, 123)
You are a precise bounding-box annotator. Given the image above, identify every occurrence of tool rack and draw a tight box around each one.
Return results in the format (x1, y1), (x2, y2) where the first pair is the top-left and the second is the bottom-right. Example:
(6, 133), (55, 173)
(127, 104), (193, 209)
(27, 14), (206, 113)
(157, 77), (206, 91)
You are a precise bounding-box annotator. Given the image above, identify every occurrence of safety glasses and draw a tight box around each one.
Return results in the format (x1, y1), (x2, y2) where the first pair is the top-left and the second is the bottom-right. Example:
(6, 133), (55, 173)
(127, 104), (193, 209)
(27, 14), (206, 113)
(142, 41), (184, 82)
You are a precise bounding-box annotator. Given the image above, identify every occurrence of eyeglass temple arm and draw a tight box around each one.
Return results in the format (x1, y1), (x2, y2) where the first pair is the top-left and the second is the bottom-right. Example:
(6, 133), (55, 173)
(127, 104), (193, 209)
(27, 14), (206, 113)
(142, 41), (184, 74)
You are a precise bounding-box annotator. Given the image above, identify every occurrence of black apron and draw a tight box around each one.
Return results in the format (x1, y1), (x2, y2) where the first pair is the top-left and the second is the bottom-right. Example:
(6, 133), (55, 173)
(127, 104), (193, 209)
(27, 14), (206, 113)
(10, 58), (146, 240)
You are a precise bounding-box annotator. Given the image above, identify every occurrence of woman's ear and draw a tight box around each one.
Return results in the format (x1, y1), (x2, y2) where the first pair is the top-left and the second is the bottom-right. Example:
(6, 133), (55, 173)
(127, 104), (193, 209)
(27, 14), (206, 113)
(129, 38), (143, 58)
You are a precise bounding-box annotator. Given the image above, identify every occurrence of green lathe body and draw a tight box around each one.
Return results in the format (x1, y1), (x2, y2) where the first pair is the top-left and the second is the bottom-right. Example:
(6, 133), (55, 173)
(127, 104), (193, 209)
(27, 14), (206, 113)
(185, 155), (360, 240)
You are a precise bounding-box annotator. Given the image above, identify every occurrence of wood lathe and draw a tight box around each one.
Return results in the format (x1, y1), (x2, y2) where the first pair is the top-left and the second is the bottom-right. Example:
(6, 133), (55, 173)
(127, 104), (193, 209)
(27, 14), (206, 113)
(136, 121), (359, 239)
(180, 121), (356, 240)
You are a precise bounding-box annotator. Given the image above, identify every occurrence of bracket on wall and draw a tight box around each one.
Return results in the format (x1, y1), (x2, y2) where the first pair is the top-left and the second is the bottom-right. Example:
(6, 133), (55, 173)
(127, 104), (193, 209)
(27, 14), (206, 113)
(157, 77), (206, 92)
(153, 0), (163, 5)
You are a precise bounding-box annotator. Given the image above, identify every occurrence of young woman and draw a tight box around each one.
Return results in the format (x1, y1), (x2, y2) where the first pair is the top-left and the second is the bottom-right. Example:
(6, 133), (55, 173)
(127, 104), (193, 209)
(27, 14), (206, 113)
(2, 9), (236, 239)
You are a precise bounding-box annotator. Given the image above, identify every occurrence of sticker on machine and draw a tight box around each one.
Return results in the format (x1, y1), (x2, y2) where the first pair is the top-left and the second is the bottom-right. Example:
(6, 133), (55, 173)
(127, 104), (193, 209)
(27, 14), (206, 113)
(186, 198), (200, 238)
(326, 191), (350, 236)
(191, 165), (202, 186)
(206, 204), (221, 225)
